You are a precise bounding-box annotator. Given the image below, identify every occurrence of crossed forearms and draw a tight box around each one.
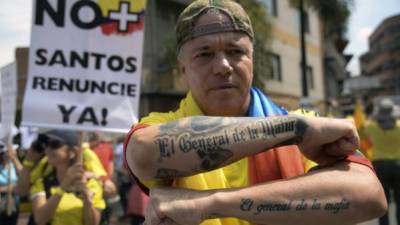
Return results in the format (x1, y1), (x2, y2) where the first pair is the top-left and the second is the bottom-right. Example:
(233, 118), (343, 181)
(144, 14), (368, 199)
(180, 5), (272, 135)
(144, 163), (386, 225)
(128, 115), (308, 179)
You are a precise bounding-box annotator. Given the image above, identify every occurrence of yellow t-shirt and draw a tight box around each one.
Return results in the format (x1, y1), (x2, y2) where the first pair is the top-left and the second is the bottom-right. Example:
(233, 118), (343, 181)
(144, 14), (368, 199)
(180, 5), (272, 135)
(30, 177), (105, 225)
(362, 120), (400, 161)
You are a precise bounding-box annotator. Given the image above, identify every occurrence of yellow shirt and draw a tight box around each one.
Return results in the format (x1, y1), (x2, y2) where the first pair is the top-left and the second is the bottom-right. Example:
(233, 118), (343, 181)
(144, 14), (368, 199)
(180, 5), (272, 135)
(30, 177), (105, 225)
(363, 120), (400, 161)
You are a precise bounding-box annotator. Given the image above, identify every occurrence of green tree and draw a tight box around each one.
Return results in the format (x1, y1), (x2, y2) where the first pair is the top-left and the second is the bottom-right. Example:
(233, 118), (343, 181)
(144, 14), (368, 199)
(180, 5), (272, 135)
(237, 0), (273, 90)
(290, 0), (354, 36)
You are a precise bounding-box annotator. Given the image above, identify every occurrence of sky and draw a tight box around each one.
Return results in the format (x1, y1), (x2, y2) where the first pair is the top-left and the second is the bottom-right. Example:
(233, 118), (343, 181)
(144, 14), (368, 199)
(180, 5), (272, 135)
(0, 0), (399, 76)
(0, 0), (32, 68)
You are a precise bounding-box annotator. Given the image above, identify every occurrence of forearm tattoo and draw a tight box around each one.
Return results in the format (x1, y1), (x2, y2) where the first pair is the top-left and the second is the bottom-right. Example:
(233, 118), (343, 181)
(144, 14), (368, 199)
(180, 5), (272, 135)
(154, 116), (308, 172)
(240, 198), (351, 215)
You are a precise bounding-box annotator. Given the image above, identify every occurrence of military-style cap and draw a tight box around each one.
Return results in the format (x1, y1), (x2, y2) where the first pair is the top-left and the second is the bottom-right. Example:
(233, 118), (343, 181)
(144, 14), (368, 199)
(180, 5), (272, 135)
(176, 0), (254, 50)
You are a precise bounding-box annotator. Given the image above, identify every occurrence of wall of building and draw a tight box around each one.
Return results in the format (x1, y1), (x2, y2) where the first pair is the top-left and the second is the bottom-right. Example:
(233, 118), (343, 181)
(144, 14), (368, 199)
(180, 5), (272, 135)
(263, 0), (325, 109)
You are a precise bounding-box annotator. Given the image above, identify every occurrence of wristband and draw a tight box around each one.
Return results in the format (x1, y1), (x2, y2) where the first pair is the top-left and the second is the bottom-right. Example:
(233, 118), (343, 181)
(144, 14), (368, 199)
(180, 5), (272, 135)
(22, 160), (35, 169)
(52, 187), (66, 196)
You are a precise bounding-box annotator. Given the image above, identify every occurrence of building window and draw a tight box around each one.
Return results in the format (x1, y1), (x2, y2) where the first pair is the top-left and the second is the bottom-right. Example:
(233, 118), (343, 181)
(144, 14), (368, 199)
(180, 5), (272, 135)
(269, 53), (282, 81)
(297, 10), (310, 34)
(300, 64), (314, 90)
(259, 0), (278, 17)
(306, 65), (314, 89)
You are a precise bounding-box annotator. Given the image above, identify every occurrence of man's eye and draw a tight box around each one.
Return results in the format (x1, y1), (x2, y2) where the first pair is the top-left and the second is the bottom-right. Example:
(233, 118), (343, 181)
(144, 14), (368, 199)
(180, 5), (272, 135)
(196, 52), (214, 58)
(228, 49), (245, 55)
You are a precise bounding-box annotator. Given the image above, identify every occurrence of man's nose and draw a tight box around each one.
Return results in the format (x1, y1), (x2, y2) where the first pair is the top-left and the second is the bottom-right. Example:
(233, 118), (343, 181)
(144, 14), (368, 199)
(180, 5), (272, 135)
(213, 52), (233, 76)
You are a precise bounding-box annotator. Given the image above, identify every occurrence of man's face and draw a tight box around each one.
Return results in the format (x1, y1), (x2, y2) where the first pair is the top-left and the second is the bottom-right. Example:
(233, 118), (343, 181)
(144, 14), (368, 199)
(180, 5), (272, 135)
(178, 12), (254, 117)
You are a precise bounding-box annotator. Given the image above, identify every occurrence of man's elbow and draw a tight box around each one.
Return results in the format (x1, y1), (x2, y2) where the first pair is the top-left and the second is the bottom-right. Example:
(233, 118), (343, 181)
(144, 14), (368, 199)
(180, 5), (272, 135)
(356, 170), (388, 220)
(125, 132), (157, 179)
(365, 180), (388, 219)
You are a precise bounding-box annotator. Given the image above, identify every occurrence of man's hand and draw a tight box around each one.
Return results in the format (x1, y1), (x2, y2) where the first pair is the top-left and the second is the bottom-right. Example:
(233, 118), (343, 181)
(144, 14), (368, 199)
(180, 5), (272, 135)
(60, 163), (86, 192)
(297, 117), (360, 166)
(144, 187), (213, 225)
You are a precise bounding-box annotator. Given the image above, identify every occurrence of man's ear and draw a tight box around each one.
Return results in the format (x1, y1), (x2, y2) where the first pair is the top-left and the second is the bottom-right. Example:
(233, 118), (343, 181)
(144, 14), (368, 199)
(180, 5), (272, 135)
(177, 58), (185, 75)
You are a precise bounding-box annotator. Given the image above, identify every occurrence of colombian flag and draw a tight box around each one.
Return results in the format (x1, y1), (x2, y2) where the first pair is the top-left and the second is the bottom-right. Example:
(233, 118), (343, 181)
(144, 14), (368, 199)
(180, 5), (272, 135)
(97, 0), (146, 35)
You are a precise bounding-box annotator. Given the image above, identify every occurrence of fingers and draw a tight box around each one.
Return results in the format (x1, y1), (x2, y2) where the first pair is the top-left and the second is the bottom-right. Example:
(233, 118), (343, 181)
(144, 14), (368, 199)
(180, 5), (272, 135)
(345, 131), (360, 150)
(63, 164), (87, 190)
(69, 164), (85, 178)
(324, 138), (358, 157)
(145, 200), (163, 225)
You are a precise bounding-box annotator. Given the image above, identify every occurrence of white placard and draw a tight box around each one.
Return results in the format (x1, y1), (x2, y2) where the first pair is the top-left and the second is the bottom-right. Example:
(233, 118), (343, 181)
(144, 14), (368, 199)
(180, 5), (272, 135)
(22, 0), (146, 133)
(1, 62), (17, 143)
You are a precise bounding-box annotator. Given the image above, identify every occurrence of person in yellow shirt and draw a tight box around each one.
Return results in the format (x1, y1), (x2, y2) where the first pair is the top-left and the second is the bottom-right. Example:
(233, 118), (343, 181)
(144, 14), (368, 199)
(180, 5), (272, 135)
(124, 1), (387, 225)
(17, 136), (106, 197)
(16, 132), (107, 225)
(362, 98), (400, 225)
(30, 130), (105, 225)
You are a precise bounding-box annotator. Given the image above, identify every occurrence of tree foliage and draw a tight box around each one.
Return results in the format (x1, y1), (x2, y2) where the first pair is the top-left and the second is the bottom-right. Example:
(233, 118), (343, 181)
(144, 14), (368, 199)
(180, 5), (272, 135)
(237, 0), (273, 89)
(290, 0), (354, 36)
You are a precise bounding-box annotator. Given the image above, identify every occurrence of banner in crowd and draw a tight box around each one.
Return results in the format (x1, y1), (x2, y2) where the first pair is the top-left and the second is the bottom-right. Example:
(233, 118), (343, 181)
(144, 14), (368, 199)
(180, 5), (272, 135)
(0, 62), (17, 143)
(22, 0), (146, 133)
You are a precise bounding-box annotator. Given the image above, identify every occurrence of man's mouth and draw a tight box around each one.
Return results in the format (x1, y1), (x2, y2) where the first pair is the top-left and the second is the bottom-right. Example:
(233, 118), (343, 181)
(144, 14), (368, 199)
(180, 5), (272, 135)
(211, 84), (236, 90)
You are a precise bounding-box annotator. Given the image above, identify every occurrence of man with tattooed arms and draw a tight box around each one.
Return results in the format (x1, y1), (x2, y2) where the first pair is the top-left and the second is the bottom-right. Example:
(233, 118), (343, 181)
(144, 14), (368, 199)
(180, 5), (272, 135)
(124, 0), (387, 224)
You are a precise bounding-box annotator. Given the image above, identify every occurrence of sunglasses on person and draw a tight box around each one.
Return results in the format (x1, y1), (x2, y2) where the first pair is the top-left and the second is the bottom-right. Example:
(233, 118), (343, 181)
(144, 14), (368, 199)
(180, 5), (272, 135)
(37, 134), (66, 150)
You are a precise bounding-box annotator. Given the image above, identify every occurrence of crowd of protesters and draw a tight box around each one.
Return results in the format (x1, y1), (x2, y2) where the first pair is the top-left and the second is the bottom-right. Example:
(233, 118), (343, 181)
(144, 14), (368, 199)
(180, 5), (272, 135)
(0, 129), (147, 225)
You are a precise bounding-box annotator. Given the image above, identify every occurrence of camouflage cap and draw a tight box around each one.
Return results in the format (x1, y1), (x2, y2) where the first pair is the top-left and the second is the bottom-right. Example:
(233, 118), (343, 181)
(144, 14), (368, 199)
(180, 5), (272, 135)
(176, 0), (254, 50)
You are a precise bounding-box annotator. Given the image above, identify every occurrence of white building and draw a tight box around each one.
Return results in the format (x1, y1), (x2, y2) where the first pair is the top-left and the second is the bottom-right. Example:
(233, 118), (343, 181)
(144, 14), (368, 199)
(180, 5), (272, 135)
(259, 0), (325, 110)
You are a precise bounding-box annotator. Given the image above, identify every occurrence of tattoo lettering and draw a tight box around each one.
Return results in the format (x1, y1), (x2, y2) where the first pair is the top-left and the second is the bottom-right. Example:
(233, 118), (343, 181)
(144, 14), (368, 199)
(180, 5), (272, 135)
(311, 199), (321, 210)
(271, 117), (308, 147)
(155, 138), (175, 159)
(255, 201), (292, 215)
(295, 199), (308, 211)
(240, 198), (254, 211)
(257, 118), (296, 138)
(324, 198), (351, 214)
(239, 198), (350, 215)
(155, 121), (181, 161)
(154, 116), (308, 171)
(155, 116), (234, 170)
(178, 130), (230, 153)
